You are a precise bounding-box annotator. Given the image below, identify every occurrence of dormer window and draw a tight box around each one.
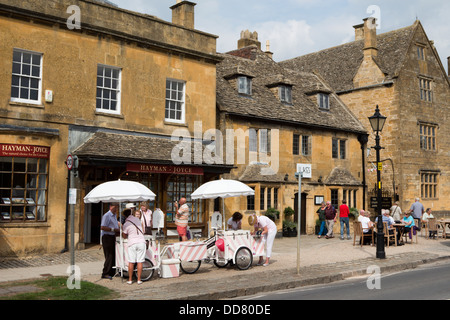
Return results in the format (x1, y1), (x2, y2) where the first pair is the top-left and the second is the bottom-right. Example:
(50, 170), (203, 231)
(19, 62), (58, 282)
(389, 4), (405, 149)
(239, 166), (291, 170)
(318, 93), (330, 110)
(238, 76), (252, 95)
(279, 85), (292, 104)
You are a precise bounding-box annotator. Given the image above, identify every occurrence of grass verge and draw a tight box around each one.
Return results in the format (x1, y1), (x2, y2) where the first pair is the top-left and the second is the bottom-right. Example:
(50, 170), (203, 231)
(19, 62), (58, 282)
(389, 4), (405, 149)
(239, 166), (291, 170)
(0, 276), (118, 300)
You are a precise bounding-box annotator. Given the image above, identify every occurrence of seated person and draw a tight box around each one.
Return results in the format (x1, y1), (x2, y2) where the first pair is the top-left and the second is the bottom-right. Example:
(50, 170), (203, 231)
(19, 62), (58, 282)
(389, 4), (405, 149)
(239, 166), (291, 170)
(401, 210), (416, 239)
(358, 210), (374, 244)
(422, 208), (436, 238)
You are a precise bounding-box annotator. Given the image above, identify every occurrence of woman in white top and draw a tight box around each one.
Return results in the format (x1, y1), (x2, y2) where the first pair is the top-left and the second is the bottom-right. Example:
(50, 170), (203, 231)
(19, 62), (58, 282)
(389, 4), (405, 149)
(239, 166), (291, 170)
(249, 214), (277, 267)
(139, 201), (152, 235)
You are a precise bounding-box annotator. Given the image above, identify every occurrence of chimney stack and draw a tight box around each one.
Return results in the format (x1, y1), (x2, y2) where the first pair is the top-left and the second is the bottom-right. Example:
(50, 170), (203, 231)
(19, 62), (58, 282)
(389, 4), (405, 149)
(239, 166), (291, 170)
(170, 1), (196, 29)
(265, 40), (273, 59)
(238, 30), (261, 50)
(363, 17), (378, 58)
(353, 23), (364, 41)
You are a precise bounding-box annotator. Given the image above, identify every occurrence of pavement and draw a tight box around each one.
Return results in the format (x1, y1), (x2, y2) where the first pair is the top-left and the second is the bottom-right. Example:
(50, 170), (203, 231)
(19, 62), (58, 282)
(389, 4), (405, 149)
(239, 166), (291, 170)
(1, 233), (450, 299)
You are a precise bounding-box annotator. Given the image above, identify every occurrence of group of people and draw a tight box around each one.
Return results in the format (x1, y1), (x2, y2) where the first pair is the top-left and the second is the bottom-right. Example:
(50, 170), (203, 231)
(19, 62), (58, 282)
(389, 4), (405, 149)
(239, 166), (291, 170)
(316, 200), (351, 240)
(100, 201), (155, 284)
(316, 197), (435, 244)
(99, 197), (277, 284)
(227, 211), (277, 267)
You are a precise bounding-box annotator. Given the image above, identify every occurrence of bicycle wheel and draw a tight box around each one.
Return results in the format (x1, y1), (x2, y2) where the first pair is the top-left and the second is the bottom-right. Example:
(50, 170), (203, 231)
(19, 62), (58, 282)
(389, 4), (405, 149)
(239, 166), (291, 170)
(136, 258), (154, 281)
(235, 247), (253, 270)
(180, 260), (201, 274)
(213, 258), (229, 268)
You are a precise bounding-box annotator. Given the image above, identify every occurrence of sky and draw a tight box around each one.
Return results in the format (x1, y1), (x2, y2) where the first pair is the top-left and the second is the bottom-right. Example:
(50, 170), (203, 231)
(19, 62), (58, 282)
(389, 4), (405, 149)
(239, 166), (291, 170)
(109, 0), (449, 73)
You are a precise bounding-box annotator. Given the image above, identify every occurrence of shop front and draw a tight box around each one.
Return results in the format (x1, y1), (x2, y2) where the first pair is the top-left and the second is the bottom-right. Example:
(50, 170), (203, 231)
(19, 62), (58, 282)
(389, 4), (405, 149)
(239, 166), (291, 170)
(74, 131), (233, 245)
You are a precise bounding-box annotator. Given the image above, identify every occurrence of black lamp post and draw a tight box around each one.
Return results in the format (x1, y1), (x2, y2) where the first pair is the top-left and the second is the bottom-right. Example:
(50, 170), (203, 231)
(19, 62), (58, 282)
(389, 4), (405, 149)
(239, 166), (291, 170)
(368, 105), (387, 259)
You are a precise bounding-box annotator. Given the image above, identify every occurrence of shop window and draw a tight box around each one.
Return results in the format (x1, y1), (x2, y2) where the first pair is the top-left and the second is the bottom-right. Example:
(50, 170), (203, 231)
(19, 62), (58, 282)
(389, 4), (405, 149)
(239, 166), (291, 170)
(165, 175), (203, 224)
(0, 156), (49, 222)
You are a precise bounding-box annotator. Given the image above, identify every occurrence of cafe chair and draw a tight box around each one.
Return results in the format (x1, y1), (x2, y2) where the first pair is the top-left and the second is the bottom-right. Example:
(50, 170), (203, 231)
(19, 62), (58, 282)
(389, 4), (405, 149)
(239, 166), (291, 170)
(427, 218), (442, 240)
(353, 221), (373, 247)
(402, 225), (418, 244)
(383, 222), (397, 247)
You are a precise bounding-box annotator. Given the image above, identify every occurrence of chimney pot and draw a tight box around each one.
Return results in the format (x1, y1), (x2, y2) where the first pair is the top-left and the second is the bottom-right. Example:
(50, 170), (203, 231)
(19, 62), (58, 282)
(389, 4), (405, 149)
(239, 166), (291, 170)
(447, 56), (450, 76)
(353, 23), (364, 41)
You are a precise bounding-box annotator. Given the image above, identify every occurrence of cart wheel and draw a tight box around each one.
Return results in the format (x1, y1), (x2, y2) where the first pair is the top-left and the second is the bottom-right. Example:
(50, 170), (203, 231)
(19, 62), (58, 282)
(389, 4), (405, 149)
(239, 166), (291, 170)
(136, 259), (154, 282)
(180, 260), (201, 274)
(235, 247), (253, 270)
(213, 259), (229, 268)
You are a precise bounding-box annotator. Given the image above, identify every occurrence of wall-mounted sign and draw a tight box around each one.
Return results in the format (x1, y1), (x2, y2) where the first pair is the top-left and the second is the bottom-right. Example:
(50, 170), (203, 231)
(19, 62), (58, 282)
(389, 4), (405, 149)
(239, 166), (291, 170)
(126, 163), (204, 176)
(0, 143), (50, 159)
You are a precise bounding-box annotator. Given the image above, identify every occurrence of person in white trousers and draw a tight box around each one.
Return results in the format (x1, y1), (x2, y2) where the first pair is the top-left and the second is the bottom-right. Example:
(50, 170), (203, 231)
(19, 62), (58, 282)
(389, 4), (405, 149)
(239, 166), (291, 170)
(249, 214), (277, 266)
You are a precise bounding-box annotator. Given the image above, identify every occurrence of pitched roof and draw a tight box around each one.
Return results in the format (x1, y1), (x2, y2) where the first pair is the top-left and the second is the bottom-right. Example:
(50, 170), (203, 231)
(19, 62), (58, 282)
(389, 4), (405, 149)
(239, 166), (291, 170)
(216, 47), (366, 134)
(73, 131), (233, 171)
(324, 167), (361, 186)
(279, 22), (418, 92)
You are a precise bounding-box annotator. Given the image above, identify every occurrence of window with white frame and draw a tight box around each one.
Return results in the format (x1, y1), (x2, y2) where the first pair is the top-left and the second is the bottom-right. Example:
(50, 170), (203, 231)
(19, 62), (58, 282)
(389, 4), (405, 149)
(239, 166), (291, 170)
(11, 49), (42, 104)
(419, 78), (432, 102)
(420, 123), (436, 151)
(165, 79), (185, 123)
(318, 93), (330, 110)
(238, 76), (252, 95)
(259, 129), (271, 153)
(279, 85), (292, 103)
(96, 65), (121, 114)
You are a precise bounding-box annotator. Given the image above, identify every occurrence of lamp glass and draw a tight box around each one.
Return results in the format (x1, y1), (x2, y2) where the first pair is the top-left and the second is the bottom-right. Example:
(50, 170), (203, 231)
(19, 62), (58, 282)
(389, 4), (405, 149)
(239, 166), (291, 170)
(368, 107), (387, 132)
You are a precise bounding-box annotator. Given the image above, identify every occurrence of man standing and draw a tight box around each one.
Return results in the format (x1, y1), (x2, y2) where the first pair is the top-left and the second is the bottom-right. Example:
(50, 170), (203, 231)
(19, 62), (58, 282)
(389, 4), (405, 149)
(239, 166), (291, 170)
(339, 200), (350, 240)
(100, 203), (119, 280)
(174, 197), (190, 241)
(409, 197), (424, 231)
(325, 201), (337, 239)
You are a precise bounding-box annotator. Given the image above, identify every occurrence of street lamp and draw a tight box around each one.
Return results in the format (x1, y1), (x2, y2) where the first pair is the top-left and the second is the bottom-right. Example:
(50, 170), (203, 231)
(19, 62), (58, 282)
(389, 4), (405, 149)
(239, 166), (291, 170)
(368, 105), (387, 259)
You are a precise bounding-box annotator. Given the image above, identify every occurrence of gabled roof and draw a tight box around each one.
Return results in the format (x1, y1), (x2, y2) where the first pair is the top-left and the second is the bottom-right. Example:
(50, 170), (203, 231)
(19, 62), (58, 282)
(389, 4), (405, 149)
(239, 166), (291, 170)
(279, 22), (419, 92)
(216, 47), (366, 134)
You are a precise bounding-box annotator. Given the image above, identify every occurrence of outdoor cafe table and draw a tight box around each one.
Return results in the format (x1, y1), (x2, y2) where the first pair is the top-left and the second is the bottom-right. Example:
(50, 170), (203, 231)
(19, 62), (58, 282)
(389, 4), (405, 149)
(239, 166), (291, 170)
(438, 219), (450, 238)
(393, 223), (407, 244)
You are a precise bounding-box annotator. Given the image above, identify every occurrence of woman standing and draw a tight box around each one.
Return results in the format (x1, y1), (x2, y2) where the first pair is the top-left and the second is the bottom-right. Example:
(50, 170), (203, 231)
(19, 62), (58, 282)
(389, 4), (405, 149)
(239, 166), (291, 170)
(249, 214), (277, 267)
(316, 201), (327, 238)
(139, 201), (153, 235)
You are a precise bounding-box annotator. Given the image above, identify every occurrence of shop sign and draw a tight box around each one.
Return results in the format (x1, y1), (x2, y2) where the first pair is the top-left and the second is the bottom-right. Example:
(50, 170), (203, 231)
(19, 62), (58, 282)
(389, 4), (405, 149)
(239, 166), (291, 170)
(127, 163), (204, 175)
(0, 143), (50, 159)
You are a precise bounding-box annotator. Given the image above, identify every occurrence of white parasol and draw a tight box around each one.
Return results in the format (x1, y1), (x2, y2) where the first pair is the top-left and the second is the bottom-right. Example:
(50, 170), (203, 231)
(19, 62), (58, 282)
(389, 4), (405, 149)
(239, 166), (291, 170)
(191, 178), (254, 229)
(83, 179), (156, 277)
(83, 179), (156, 203)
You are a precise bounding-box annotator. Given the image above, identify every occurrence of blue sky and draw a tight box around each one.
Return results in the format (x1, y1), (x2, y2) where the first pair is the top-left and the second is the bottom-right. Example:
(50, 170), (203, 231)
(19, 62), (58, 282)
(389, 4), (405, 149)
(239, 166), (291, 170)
(110, 0), (449, 72)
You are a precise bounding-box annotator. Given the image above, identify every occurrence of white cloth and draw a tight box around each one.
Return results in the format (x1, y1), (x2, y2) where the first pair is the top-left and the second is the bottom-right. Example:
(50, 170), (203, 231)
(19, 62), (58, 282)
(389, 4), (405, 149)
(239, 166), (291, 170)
(358, 215), (372, 233)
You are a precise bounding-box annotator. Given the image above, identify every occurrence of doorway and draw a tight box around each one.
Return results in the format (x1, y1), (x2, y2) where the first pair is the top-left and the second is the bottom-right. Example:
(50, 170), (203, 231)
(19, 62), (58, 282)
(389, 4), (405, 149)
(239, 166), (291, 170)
(294, 192), (307, 234)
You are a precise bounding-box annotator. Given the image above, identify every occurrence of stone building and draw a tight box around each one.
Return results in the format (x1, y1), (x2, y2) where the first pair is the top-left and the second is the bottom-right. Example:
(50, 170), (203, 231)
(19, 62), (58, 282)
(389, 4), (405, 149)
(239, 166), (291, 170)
(281, 18), (450, 217)
(216, 32), (368, 234)
(0, 0), (231, 256)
